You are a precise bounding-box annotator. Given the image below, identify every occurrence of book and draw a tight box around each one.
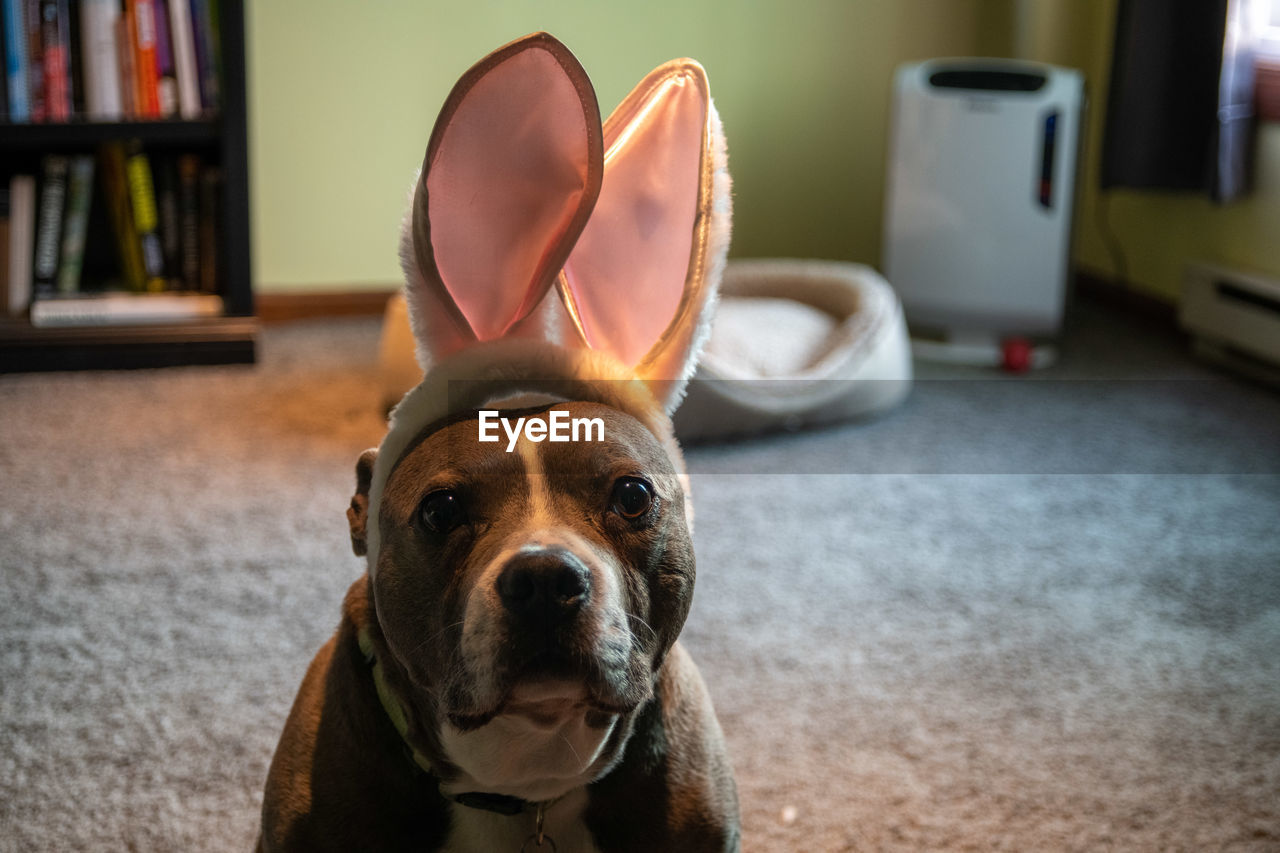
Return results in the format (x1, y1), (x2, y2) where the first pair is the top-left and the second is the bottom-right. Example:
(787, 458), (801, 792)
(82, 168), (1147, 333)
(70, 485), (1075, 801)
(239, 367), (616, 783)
(100, 141), (145, 290)
(177, 152), (199, 289)
(66, 0), (83, 115)
(189, 0), (216, 111)
(0, 185), (9, 307)
(114, 13), (134, 117)
(153, 154), (180, 287)
(38, 0), (72, 120)
(124, 142), (165, 291)
(56, 154), (94, 293)
(32, 154), (69, 298)
(198, 162), (218, 293)
(205, 0), (218, 99)
(151, 0), (174, 115)
(165, 0), (196, 117)
(29, 290), (223, 326)
(24, 0), (46, 121)
(126, 0), (158, 117)
(79, 0), (122, 120)
(0, 0), (23, 121)
(7, 174), (36, 315)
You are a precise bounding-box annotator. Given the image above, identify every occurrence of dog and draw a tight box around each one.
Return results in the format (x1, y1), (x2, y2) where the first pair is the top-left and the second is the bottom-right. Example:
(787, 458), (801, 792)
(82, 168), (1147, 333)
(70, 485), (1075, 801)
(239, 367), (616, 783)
(257, 399), (738, 851)
(257, 32), (738, 853)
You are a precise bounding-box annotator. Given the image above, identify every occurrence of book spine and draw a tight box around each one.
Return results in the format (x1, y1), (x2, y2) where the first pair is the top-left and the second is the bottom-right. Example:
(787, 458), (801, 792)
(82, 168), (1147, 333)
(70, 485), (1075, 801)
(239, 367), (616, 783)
(154, 154), (180, 288)
(1, 0), (28, 122)
(188, 0), (215, 112)
(29, 290), (223, 326)
(177, 152), (199, 289)
(204, 0), (217, 102)
(0, 0), (13, 119)
(24, 0), (45, 121)
(197, 163), (218, 293)
(124, 143), (165, 291)
(165, 0), (196, 117)
(5, 176), (35, 313)
(65, 0), (82, 115)
(0, 184), (10, 308)
(114, 12), (134, 117)
(32, 155), (68, 298)
(79, 0), (122, 120)
(150, 0), (174, 116)
(6, 174), (36, 314)
(55, 154), (93, 293)
(127, 0), (158, 117)
(39, 0), (72, 121)
(101, 142), (145, 290)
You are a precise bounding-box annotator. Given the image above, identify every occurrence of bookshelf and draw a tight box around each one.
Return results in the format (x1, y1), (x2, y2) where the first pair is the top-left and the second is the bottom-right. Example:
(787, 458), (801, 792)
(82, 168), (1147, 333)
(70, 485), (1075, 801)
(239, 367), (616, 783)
(0, 0), (254, 372)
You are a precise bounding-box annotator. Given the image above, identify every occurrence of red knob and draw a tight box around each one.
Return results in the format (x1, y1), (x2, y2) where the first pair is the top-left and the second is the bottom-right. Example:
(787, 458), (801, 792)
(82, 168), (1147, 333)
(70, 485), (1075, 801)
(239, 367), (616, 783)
(1001, 337), (1033, 373)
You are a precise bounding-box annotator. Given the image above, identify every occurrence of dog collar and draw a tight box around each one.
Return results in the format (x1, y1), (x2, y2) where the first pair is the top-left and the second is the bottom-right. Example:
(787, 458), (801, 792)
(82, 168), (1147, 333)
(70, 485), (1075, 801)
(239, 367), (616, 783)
(356, 626), (434, 775)
(356, 627), (567, 825)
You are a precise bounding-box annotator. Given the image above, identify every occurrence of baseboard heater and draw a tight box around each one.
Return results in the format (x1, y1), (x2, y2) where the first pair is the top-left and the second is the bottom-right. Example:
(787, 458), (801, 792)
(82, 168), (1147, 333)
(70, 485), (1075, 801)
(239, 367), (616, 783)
(1180, 263), (1280, 383)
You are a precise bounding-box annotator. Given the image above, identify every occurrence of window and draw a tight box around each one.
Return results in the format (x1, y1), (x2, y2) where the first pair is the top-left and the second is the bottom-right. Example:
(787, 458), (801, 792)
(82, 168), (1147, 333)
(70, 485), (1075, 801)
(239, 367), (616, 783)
(1261, 0), (1280, 58)
(1255, 0), (1280, 121)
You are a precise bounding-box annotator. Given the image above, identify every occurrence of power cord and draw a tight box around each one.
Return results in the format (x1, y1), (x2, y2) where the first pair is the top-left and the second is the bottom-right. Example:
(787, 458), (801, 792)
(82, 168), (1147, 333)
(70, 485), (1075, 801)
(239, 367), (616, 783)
(1094, 190), (1130, 290)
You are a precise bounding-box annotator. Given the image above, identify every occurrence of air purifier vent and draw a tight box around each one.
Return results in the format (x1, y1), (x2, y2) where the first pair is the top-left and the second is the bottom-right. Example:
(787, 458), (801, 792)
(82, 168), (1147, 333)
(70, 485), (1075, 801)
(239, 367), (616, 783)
(928, 69), (1046, 92)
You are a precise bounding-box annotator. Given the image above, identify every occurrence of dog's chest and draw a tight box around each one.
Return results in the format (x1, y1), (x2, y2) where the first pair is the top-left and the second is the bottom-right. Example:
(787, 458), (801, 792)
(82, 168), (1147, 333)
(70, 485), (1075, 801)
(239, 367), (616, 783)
(440, 788), (600, 853)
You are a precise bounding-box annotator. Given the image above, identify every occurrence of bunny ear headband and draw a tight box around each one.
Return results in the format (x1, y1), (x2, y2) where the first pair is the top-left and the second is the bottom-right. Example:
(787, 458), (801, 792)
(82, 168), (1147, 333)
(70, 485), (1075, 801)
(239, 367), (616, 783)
(365, 32), (731, 567)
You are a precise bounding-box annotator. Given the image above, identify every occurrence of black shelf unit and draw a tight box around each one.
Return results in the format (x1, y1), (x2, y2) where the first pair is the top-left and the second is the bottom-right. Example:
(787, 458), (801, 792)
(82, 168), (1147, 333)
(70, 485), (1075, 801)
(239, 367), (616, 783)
(0, 0), (255, 373)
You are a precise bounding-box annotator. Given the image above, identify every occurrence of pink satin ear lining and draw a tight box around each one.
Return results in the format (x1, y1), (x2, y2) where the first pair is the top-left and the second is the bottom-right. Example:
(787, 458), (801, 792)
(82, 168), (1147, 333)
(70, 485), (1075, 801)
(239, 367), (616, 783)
(426, 48), (593, 342)
(561, 71), (706, 368)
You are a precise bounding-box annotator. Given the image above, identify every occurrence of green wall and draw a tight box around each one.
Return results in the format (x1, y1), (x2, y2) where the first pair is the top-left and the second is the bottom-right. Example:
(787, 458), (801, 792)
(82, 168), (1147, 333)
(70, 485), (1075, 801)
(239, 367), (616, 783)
(249, 0), (1280, 303)
(248, 0), (985, 292)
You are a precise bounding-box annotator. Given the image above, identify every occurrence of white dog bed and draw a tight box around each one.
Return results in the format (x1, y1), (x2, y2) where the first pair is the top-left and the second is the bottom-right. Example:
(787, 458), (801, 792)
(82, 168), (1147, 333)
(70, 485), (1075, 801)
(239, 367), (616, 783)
(378, 258), (912, 434)
(672, 258), (912, 440)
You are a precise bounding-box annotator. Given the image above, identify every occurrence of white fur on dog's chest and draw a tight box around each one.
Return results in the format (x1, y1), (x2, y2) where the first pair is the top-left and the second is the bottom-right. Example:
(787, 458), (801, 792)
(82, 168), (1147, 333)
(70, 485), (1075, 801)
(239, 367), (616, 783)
(441, 787), (600, 853)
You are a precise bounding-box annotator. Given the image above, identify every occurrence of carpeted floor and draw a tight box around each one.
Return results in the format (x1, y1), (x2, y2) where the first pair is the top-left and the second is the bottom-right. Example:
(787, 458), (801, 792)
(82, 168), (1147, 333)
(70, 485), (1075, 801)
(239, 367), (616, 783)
(2, 296), (1278, 851)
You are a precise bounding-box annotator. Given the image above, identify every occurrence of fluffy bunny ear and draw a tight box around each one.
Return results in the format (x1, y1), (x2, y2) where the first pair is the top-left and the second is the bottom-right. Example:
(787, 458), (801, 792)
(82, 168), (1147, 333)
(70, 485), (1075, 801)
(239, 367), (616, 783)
(407, 33), (603, 357)
(559, 59), (731, 411)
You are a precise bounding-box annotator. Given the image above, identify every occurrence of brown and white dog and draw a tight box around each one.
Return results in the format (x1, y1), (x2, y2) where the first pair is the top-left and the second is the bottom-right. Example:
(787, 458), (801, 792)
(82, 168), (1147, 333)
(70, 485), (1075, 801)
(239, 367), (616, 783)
(257, 33), (738, 853)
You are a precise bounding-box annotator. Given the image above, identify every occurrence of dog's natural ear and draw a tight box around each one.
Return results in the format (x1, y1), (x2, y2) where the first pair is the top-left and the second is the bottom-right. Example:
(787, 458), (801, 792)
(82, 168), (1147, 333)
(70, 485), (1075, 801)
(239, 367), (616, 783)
(347, 449), (377, 557)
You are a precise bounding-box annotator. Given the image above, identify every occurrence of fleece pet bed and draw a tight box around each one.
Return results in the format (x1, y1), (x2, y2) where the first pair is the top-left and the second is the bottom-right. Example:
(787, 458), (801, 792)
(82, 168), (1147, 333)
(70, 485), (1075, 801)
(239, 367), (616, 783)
(671, 258), (912, 440)
(378, 258), (911, 436)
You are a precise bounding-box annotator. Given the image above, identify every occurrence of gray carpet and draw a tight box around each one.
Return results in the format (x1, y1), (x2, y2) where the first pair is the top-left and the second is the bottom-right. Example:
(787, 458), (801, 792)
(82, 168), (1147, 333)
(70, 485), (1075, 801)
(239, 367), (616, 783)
(2, 297), (1278, 851)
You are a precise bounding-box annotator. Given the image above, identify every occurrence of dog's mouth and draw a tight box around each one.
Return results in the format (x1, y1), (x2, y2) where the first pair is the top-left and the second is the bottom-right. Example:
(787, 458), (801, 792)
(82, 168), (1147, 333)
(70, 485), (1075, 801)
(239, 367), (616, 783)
(444, 651), (649, 732)
(496, 680), (606, 728)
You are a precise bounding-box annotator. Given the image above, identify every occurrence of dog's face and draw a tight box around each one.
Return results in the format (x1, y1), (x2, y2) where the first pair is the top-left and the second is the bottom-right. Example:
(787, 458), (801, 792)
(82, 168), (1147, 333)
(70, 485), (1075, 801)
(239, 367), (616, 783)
(352, 400), (694, 794)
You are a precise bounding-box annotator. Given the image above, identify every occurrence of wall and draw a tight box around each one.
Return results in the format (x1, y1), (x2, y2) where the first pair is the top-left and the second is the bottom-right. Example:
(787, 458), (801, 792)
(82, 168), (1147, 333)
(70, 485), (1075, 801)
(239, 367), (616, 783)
(247, 0), (985, 292)
(251, 1), (1280, 302)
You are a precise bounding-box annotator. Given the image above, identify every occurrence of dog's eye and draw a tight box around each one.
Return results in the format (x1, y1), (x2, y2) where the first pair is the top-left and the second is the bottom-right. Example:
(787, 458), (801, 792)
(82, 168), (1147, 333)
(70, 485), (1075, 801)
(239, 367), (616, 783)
(419, 490), (467, 534)
(610, 477), (653, 519)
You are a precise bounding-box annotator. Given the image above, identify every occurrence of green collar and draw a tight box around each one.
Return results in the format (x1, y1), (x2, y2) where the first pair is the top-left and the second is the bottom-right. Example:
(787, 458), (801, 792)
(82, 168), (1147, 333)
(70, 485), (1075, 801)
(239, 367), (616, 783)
(356, 627), (434, 775)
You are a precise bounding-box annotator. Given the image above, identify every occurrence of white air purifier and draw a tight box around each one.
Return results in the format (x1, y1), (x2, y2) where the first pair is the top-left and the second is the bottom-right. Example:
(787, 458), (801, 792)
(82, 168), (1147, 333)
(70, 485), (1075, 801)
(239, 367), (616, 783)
(883, 59), (1084, 369)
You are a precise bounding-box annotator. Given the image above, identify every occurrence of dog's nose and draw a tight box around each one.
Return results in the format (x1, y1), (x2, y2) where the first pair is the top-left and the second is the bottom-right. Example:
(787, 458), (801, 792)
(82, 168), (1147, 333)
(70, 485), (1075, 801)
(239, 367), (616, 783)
(497, 550), (591, 620)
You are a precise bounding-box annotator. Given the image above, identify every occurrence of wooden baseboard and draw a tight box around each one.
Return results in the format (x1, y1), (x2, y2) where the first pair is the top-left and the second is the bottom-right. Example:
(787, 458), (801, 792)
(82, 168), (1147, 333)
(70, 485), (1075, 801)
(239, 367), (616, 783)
(256, 289), (396, 324)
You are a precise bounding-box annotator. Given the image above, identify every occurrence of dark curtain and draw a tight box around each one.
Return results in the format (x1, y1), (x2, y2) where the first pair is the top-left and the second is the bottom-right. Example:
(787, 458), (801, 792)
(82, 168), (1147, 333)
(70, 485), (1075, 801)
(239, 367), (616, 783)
(1101, 0), (1256, 202)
